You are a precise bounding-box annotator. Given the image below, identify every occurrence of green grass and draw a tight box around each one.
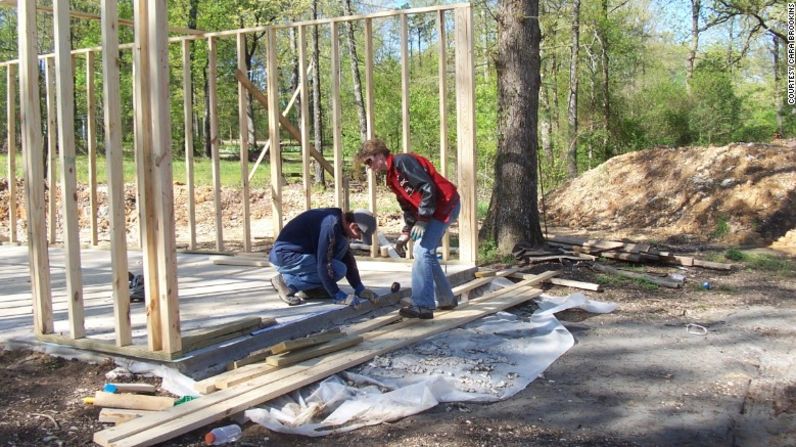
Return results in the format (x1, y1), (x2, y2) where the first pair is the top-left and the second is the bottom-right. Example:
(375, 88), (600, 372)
(0, 149), (319, 189)
(715, 248), (795, 274)
(595, 272), (659, 291)
(477, 239), (514, 265)
(711, 215), (730, 239)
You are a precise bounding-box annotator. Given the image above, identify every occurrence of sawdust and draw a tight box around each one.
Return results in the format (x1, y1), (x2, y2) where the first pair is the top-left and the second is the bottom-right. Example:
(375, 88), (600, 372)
(544, 140), (796, 253)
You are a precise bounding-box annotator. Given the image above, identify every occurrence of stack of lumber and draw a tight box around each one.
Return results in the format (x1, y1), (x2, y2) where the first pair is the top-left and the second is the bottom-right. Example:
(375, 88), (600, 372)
(545, 234), (734, 270)
(93, 269), (557, 447)
(91, 383), (172, 426)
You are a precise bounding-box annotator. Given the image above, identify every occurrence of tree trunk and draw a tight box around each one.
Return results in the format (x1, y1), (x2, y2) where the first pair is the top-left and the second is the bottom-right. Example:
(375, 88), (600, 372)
(343, 0), (367, 143)
(687, 0), (700, 92)
(566, 0), (580, 178)
(188, 0), (198, 155)
(311, 0), (325, 187)
(203, 61), (211, 157)
(773, 35), (783, 137)
(244, 32), (259, 154)
(600, 0), (610, 158)
(479, 0), (544, 254)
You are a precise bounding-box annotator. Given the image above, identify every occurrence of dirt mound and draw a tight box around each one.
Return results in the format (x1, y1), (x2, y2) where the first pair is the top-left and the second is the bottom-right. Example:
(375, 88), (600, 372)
(545, 140), (796, 248)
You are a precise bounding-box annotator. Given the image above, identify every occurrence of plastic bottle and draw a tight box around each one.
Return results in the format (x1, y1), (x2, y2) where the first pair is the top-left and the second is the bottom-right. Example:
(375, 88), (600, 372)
(204, 424), (241, 445)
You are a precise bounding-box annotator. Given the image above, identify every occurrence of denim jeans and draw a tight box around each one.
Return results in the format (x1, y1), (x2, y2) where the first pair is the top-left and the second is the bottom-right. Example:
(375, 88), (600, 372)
(274, 253), (346, 292)
(410, 201), (461, 310)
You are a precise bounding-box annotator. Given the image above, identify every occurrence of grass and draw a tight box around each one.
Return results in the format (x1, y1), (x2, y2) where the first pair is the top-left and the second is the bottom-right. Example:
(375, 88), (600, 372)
(595, 272), (659, 291)
(711, 215), (730, 239)
(721, 249), (795, 273)
(477, 239), (514, 266)
(1, 149), (325, 189)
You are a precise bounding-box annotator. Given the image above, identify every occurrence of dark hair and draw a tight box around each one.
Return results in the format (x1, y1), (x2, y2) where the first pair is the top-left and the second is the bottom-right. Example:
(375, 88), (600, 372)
(356, 139), (390, 162)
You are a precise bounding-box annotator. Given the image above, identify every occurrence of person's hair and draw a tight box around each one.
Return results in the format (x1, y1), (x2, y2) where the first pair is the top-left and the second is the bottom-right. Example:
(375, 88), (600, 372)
(356, 139), (390, 162)
(343, 211), (355, 222)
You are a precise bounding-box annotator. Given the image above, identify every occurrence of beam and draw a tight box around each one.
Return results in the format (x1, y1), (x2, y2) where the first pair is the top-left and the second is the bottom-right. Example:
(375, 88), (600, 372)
(132, 0), (162, 351)
(297, 25), (311, 211)
(0, 0), (204, 35)
(147, 0), (181, 354)
(44, 58), (58, 244)
(330, 21), (344, 208)
(54, 0), (85, 339)
(181, 40), (196, 250)
(18, 0), (53, 335)
(438, 10), (450, 261)
(5, 63), (17, 243)
(101, 0), (132, 347)
(265, 27), (283, 234)
(400, 12), (410, 153)
(234, 70), (334, 178)
(454, 6), (477, 264)
(364, 18), (378, 257)
(207, 36), (224, 251)
(236, 33), (251, 252)
(86, 51), (98, 246)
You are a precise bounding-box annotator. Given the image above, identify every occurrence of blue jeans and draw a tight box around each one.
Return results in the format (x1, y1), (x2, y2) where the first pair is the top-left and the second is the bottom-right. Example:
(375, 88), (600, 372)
(411, 201), (461, 310)
(273, 254), (346, 292)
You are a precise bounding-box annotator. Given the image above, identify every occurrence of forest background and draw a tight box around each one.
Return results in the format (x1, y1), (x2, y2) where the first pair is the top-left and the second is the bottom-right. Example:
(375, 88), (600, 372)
(0, 0), (790, 210)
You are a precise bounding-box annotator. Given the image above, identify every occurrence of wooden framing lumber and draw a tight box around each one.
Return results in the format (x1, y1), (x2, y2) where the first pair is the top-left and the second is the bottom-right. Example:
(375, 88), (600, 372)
(265, 27), (284, 234)
(364, 18), (378, 257)
(400, 12), (410, 154)
(101, 0), (132, 347)
(330, 21), (345, 208)
(94, 284), (542, 447)
(233, 70), (334, 178)
(180, 317), (276, 354)
(236, 32), (252, 252)
(266, 334), (364, 367)
(54, 0), (86, 339)
(592, 263), (682, 289)
(438, 9), (450, 261)
(210, 256), (269, 267)
(230, 350), (272, 370)
(98, 408), (156, 425)
(693, 259), (734, 270)
(18, 0), (53, 335)
(181, 40), (197, 250)
(297, 25), (312, 211)
(454, 6), (477, 264)
(44, 57), (58, 244)
(107, 383), (158, 394)
(86, 50), (99, 246)
(147, 0), (181, 354)
(508, 272), (602, 292)
(268, 329), (343, 355)
(93, 391), (174, 411)
(344, 313), (402, 335)
(207, 36), (224, 251)
(6, 63), (17, 243)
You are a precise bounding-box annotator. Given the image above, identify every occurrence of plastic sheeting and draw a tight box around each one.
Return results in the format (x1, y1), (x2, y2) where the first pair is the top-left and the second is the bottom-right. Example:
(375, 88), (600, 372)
(245, 292), (616, 436)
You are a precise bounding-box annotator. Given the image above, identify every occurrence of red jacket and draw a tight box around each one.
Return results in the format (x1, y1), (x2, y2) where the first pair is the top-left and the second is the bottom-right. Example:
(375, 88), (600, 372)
(386, 153), (459, 229)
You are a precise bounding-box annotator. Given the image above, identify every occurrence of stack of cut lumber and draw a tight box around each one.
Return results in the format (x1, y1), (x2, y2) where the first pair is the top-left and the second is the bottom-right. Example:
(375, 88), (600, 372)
(545, 234), (734, 270)
(92, 383), (172, 426)
(93, 269), (557, 447)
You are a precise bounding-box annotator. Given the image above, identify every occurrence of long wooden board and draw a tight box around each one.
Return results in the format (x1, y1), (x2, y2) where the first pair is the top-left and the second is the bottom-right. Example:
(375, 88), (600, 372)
(95, 281), (545, 446)
(266, 335), (363, 367)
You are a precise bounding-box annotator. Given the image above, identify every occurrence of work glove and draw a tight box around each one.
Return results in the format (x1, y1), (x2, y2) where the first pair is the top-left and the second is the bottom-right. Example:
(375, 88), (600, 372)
(356, 287), (378, 303)
(333, 290), (361, 307)
(394, 233), (410, 257)
(410, 221), (428, 241)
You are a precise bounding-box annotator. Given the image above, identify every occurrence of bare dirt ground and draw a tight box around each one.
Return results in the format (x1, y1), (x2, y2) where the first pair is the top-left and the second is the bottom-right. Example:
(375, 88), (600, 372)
(0, 140), (794, 446)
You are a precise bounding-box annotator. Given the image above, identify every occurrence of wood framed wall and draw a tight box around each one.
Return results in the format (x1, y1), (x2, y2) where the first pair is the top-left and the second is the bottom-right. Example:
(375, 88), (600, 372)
(7, 2), (477, 357)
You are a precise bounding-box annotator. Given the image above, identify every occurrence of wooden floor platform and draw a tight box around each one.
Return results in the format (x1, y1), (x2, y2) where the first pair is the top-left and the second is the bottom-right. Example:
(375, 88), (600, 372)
(0, 245), (474, 377)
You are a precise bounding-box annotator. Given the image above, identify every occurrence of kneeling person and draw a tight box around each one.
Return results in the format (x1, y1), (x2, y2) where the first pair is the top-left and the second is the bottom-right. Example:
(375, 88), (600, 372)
(269, 208), (377, 306)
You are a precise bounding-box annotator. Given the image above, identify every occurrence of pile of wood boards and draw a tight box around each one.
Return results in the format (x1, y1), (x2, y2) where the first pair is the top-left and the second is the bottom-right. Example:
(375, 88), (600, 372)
(89, 383), (171, 426)
(93, 269), (557, 447)
(544, 234), (734, 270)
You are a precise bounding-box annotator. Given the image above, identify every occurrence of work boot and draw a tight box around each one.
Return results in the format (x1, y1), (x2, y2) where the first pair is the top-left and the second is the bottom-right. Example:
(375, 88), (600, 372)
(270, 274), (302, 306)
(437, 297), (458, 311)
(296, 287), (331, 300)
(399, 306), (434, 320)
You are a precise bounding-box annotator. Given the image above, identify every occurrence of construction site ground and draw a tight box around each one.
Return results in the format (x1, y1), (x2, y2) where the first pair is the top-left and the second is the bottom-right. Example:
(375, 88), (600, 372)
(0, 140), (794, 446)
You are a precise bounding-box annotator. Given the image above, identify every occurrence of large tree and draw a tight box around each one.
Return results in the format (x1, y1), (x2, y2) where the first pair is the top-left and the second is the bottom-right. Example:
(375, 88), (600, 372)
(479, 0), (544, 254)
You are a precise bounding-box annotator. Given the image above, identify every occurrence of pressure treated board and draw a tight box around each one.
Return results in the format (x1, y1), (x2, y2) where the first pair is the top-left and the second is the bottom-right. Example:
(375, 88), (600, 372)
(266, 335), (363, 367)
(94, 279), (546, 447)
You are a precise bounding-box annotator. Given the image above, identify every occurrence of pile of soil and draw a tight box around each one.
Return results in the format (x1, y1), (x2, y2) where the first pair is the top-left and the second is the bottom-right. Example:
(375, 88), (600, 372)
(544, 140), (796, 252)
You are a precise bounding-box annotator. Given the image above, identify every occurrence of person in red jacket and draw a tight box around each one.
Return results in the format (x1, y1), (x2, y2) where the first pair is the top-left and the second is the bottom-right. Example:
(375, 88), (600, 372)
(356, 139), (461, 319)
